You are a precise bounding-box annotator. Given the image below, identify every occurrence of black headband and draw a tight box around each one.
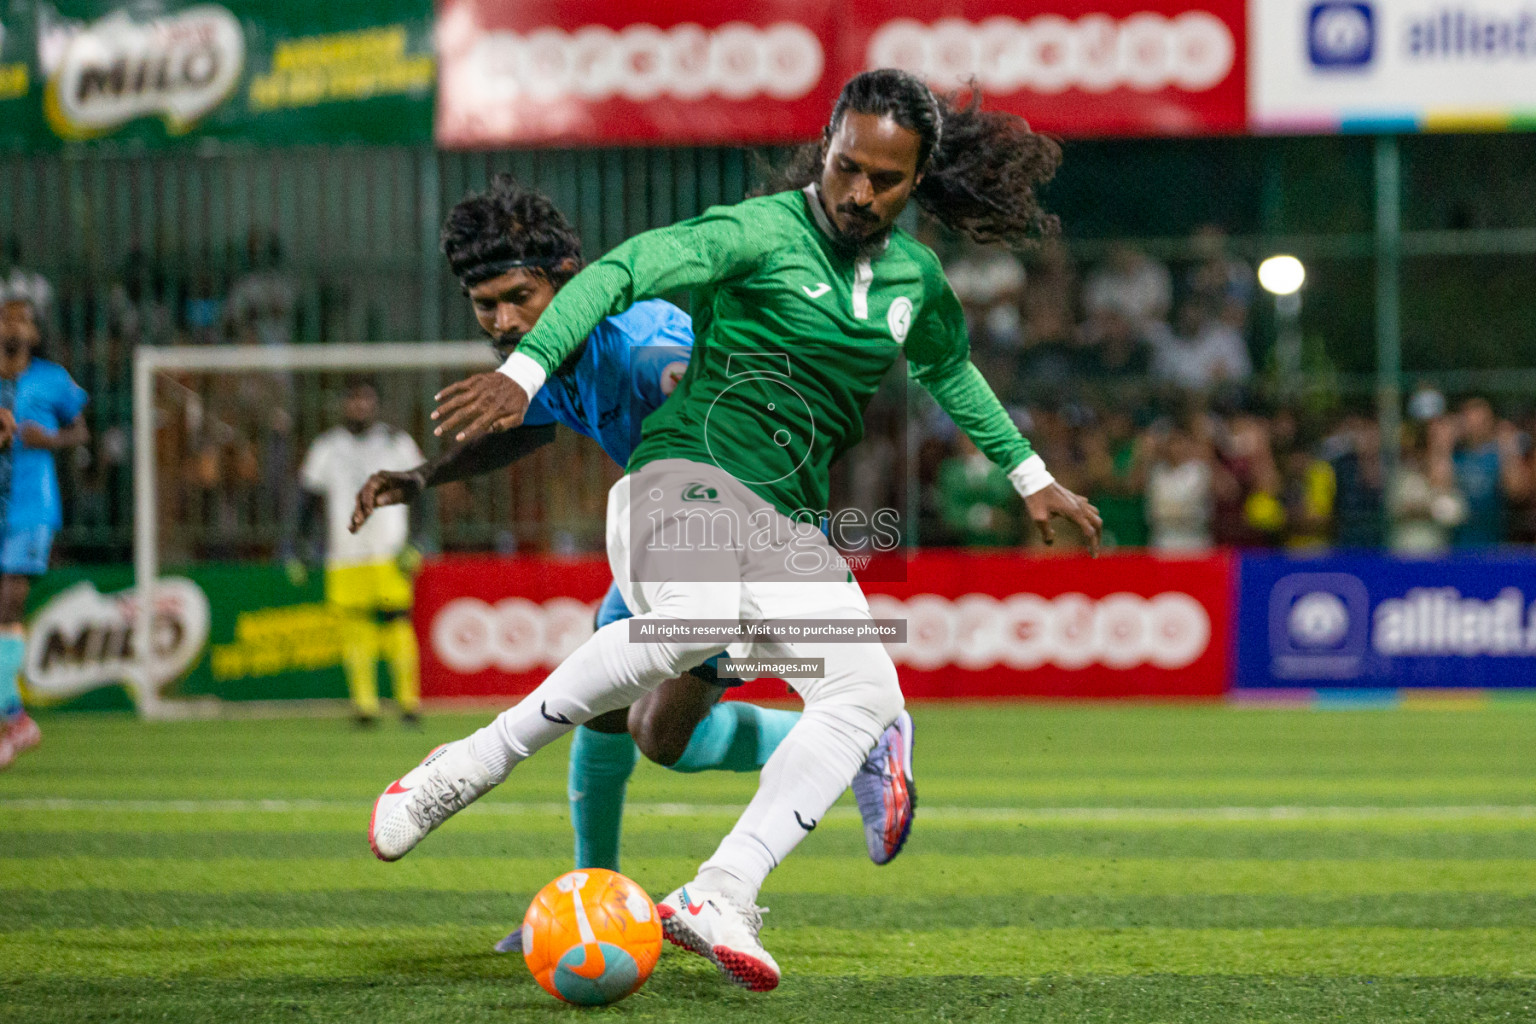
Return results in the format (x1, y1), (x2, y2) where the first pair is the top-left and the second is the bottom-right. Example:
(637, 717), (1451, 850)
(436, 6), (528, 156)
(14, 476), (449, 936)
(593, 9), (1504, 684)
(459, 257), (566, 288)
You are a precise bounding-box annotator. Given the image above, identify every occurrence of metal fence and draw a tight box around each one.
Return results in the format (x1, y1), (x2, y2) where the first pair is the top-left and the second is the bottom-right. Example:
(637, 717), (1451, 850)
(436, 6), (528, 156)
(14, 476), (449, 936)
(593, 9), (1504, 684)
(0, 145), (759, 559)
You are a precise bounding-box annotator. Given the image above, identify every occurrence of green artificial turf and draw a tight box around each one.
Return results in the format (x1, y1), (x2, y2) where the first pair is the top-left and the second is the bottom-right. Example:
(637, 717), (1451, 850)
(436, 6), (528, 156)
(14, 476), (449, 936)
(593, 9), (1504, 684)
(2, 704), (1534, 1022)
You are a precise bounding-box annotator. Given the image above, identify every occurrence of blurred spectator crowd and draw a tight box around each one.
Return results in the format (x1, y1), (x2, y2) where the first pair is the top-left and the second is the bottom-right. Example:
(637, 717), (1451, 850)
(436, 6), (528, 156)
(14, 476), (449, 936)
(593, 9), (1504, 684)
(915, 226), (1536, 555)
(11, 221), (1536, 562)
(916, 389), (1536, 555)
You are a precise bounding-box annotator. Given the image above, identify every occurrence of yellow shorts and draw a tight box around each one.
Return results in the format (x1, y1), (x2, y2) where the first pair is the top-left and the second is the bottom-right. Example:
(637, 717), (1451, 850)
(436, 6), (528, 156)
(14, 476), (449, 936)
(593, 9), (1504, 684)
(325, 559), (414, 616)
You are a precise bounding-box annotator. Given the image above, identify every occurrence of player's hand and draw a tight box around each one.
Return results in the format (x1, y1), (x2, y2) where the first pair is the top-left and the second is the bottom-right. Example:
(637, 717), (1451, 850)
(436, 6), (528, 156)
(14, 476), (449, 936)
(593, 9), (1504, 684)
(350, 468), (426, 533)
(18, 422), (54, 449)
(1024, 482), (1104, 557)
(432, 372), (528, 443)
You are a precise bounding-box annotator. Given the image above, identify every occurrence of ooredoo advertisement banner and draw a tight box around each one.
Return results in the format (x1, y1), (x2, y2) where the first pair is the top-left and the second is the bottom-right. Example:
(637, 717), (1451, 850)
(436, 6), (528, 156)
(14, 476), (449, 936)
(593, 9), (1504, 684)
(414, 551), (1235, 699)
(434, 0), (1248, 146)
(1250, 0), (1536, 132)
(843, 0), (1248, 137)
(1236, 552), (1536, 689)
(434, 0), (839, 147)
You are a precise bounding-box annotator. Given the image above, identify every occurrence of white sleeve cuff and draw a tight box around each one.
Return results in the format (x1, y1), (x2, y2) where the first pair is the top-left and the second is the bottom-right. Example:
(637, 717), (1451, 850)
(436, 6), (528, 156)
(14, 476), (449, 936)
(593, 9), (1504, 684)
(497, 351), (548, 401)
(1007, 454), (1055, 498)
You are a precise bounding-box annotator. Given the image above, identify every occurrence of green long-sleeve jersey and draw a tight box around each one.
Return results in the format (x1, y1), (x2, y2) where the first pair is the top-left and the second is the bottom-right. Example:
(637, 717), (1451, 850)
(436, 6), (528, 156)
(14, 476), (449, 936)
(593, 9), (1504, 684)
(512, 186), (1036, 518)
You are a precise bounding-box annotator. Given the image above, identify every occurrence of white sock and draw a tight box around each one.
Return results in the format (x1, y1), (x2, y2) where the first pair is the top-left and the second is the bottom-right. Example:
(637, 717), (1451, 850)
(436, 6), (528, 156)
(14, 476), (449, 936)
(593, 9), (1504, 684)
(695, 697), (894, 902)
(467, 617), (722, 783)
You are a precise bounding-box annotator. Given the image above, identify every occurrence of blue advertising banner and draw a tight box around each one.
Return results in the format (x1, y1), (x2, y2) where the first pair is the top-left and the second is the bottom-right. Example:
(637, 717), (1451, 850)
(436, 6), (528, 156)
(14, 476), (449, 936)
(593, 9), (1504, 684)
(1236, 553), (1536, 690)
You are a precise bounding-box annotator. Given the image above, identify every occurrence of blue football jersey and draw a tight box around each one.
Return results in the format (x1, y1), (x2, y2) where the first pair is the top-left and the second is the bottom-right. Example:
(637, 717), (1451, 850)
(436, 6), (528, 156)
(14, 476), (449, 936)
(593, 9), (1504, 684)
(9, 359), (88, 529)
(521, 299), (692, 467)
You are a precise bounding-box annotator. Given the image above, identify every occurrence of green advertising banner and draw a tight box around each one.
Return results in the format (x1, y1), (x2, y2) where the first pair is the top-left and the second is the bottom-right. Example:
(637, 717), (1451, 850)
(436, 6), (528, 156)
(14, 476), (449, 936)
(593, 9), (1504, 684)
(19, 563), (383, 712)
(0, 0), (434, 151)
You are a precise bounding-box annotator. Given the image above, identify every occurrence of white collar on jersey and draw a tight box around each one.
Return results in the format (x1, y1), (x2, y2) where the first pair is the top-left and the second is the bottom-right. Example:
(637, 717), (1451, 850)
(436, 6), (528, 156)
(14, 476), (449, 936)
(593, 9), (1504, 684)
(802, 184), (891, 257)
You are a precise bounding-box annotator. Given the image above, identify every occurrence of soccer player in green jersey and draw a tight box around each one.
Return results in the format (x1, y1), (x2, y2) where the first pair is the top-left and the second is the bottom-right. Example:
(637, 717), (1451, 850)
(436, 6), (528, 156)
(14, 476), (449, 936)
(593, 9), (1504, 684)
(369, 70), (1102, 990)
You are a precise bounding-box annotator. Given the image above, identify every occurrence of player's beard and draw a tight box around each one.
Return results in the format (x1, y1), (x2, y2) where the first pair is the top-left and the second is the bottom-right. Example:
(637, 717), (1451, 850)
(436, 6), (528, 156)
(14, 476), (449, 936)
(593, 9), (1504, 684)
(828, 199), (895, 257)
(489, 332), (522, 360)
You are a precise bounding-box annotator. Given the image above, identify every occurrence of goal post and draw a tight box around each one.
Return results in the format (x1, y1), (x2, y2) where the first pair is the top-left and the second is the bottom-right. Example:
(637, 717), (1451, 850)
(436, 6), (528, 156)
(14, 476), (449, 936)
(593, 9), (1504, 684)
(130, 341), (498, 717)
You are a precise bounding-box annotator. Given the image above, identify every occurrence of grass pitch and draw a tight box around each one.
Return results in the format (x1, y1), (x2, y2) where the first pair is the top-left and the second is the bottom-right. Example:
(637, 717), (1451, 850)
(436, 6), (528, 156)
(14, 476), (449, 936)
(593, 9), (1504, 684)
(3, 702), (1535, 1022)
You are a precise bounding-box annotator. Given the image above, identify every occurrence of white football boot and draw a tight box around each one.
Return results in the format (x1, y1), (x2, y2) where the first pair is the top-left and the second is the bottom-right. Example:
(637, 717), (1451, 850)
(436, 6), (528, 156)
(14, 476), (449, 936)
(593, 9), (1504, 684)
(656, 885), (780, 991)
(850, 709), (916, 865)
(369, 739), (496, 861)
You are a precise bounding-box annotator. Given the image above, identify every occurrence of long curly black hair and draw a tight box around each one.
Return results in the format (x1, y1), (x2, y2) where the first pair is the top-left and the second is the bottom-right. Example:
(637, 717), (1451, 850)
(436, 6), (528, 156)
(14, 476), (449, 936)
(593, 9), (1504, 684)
(766, 69), (1061, 247)
(441, 175), (584, 289)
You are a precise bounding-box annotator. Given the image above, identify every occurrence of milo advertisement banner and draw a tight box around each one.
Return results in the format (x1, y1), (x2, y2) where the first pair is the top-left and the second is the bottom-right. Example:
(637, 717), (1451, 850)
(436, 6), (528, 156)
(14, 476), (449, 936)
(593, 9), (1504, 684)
(0, 0), (434, 150)
(21, 563), (367, 712)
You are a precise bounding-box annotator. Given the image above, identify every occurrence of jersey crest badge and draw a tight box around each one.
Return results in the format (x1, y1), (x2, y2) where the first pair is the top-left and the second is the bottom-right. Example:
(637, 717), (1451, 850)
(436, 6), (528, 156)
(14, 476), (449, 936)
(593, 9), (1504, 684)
(887, 297), (914, 344)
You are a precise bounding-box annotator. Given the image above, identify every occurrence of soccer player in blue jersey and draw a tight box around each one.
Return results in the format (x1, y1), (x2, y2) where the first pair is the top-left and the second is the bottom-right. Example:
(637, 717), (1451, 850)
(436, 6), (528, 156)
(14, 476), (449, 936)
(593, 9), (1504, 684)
(0, 293), (87, 768)
(351, 177), (915, 877)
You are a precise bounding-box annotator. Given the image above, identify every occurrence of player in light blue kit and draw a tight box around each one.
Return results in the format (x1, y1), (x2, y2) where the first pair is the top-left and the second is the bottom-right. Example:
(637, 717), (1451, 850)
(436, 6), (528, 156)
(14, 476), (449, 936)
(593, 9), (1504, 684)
(351, 178), (916, 886)
(0, 293), (88, 767)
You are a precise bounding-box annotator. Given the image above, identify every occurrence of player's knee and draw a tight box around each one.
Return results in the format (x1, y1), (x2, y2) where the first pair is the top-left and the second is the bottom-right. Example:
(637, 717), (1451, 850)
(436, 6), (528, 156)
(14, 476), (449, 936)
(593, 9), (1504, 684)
(628, 703), (691, 767)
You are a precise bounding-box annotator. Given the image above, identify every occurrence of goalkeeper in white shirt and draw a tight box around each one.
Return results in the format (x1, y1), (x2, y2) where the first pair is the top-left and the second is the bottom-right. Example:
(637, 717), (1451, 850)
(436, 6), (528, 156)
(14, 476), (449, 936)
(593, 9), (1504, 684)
(297, 379), (425, 726)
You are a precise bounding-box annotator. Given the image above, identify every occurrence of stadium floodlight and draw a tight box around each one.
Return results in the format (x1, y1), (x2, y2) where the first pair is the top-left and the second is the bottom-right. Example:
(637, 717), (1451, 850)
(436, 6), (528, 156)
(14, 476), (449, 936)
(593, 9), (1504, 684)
(1258, 254), (1306, 296)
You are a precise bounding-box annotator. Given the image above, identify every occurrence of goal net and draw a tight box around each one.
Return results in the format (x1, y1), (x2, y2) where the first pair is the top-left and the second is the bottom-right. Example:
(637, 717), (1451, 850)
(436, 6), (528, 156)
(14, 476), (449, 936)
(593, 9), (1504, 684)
(121, 342), (618, 717)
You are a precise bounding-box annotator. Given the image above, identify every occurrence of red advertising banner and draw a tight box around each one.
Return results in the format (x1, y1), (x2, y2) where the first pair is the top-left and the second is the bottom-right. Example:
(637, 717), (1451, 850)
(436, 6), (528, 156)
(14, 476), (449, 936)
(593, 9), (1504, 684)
(435, 0), (841, 147)
(862, 549), (1233, 698)
(415, 550), (1234, 701)
(842, 0), (1247, 138)
(435, 0), (1245, 148)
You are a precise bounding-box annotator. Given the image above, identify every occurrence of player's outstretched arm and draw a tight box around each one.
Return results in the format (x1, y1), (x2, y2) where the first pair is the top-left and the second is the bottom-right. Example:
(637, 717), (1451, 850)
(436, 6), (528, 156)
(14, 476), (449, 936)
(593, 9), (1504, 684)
(350, 425), (556, 532)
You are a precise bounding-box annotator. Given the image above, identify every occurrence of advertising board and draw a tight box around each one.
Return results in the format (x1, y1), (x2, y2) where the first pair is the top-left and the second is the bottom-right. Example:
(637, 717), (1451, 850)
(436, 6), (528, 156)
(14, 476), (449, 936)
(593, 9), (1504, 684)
(1236, 552), (1536, 689)
(22, 563), (356, 711)
(435, 0), (1248, 146)
(415, 551), (1235, 700)
(1250, 0), (1536, 131)
(0, 1), (434, 150)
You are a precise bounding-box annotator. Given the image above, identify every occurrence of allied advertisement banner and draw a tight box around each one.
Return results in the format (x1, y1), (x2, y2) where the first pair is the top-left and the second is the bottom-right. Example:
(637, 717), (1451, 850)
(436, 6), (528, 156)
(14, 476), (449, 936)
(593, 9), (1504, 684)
(435, 0), (839, 147)
(21, 563), (359, 711)
(1250, 0), (1536, 132)
(0, 1), (434, 151)
(415, 551), (1234, 700)
(844, 0), (1248, 137)
(1236, 552), (1536, 689)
